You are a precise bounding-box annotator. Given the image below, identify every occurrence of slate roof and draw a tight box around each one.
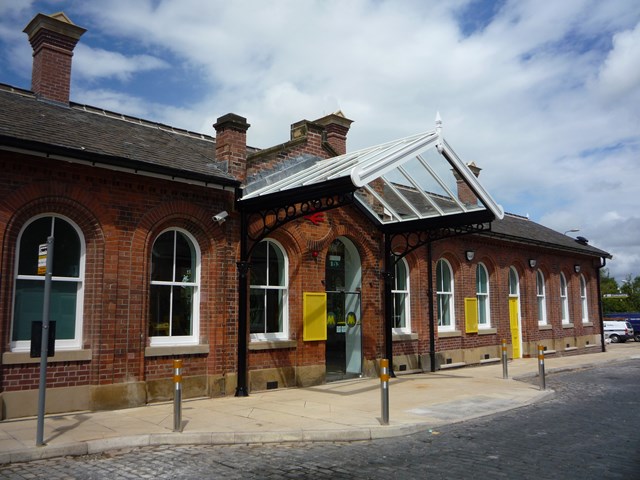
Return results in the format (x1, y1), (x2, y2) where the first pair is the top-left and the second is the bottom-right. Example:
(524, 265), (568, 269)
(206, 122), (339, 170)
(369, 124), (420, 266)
(0, 83), (241, 188)
(484, 213), (611, 259)
(382, 182), (610, 258)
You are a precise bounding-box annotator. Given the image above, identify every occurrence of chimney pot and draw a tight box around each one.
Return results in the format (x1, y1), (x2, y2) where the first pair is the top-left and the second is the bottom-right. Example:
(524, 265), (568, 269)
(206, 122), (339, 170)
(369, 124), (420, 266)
(314, 110), (353, 156)
(214, 113), (250, 182)
(23, 12), (86, 104)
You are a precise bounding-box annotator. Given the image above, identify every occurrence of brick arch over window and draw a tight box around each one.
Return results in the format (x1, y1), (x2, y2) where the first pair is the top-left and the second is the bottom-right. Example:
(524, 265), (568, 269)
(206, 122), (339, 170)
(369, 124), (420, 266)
(0, 195), (105, 358)
(476, 256), (497, 276)
(0, 181), (113, 233)
(436, 251), (462, 272)
(266, 228), (304, 261)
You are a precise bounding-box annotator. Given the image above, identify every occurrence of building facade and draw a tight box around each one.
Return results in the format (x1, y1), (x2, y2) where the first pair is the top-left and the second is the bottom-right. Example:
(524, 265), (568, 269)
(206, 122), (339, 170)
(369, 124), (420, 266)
(0, 12), (610, 419)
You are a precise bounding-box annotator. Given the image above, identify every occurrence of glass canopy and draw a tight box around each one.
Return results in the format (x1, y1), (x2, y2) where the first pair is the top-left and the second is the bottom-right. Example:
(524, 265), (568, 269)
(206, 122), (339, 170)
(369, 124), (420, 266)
(241, 120), (504, 226)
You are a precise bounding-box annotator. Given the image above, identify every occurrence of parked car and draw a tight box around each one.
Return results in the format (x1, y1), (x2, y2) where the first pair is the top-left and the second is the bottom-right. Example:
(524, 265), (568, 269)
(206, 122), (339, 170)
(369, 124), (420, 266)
(627, 319), (640, 342)
(603, 320), (634, 343)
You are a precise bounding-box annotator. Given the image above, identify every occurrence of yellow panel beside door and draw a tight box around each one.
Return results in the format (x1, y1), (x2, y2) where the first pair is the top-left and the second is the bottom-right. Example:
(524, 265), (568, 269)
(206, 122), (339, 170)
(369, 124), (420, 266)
(509, 297), (521, 358)
(464, 298), (478, 334)
(303, 292), (327, 341)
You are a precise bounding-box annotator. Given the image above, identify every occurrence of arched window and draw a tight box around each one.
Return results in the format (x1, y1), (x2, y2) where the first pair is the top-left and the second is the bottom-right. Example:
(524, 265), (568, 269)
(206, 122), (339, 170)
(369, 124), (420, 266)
(509, 267), (519, 298)
(476, 263), (490, 328)
(436, 259), (455, 331)
(580, 275), (589, 323)
(249, 239), (288, 341)
(536, 270), (547, 325)
(392, 257), (411, 333)
(560, 273), (569, 324)
(149, 229), (200, 345)
(12, 215), (85, 351)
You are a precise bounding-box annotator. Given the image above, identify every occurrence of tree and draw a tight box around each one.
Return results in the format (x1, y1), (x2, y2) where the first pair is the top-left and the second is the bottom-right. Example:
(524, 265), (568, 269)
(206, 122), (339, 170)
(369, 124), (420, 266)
(601, 269), (640, 313)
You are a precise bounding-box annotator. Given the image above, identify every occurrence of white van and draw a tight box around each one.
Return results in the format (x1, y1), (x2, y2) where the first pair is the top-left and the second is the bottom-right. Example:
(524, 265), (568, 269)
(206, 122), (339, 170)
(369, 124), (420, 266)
(603, 320), (634, 343)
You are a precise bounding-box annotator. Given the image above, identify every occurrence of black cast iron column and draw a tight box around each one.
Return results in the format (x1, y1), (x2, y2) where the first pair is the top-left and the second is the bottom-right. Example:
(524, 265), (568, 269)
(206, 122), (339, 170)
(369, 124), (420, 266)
(383, 233), (395, 377)
(427, 242), (436, 372)
(235, 209), (250, 397)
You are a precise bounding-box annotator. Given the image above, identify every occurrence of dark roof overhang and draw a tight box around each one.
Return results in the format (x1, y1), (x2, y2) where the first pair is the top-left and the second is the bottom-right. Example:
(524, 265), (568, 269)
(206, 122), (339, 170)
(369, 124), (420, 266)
(238, 176), (356, 211)
(479, 229), (612, 259)
(0, 134), (240, 190)
(375, 208), (496, 235)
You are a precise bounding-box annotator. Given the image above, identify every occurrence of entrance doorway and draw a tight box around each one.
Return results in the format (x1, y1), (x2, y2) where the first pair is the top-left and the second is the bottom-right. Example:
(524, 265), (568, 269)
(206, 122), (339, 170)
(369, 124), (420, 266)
(508, 266), (522, 358)
(325, 237), (362, 381)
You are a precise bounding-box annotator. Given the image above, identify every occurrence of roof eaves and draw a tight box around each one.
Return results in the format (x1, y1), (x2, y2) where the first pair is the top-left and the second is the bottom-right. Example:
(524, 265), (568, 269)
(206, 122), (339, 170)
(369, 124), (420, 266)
(0, 135), (240, 189)
(478, 228), (612, 259)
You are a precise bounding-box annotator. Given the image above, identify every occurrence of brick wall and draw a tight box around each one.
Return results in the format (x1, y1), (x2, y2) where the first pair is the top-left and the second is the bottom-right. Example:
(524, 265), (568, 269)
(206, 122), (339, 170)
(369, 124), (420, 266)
(0, 151), (237, 393)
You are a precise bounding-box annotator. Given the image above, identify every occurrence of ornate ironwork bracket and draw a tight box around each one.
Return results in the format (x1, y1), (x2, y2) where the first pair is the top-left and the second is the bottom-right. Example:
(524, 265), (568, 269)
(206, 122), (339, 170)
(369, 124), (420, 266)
(390, 222), (491, 262)
(244, 191), (354, 254)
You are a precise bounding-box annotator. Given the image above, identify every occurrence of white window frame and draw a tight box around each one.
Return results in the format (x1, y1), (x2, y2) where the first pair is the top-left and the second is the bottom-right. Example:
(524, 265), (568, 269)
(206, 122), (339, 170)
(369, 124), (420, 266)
(509, 267), (520, 298)
(536, 270), (547, 325)
(392, 257), (411, 334)
(436, 258), (455, 332)
(560, 272), (569, 324)
(149, 228), (201, 346)
(476, 262), (491, 328)
(11, 214), (85, 352)
(249, 238), (289, 342)
(580, 274), (589, 323)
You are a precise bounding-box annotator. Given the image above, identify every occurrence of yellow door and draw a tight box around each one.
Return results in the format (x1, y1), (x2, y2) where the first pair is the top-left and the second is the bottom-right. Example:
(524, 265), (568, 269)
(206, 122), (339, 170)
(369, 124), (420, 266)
(509, 297), (521, 358)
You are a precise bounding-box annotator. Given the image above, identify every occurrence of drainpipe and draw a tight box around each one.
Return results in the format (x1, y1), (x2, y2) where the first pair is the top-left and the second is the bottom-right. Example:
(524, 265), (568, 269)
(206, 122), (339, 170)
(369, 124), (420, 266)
(235, 208), (250, 396)
(383, 233), (395, 377)
(596, 256), (607, 353)
(428, 242), (436, 372)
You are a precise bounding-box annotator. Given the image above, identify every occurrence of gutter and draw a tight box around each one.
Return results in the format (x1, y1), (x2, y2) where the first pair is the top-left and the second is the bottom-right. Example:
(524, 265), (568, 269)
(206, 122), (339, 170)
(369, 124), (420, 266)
(477, 231), (612, 260)
(0, 136), (240, 191)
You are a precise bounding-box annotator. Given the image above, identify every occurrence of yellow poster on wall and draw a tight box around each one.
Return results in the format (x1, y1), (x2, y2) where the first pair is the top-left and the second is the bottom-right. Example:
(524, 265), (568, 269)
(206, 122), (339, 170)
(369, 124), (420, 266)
(465, 298), (478, 333)
(303, 292), (327, 341)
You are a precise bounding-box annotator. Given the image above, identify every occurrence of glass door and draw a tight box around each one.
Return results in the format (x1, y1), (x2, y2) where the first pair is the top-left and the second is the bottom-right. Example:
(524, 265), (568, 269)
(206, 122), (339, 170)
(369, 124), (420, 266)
(325, 238), (362, 381)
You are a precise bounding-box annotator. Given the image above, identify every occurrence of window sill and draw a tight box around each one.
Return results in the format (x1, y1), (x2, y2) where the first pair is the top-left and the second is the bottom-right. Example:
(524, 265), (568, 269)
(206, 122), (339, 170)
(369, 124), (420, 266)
(392, 333), (418, 342)
(145, 344), (210, 357)
(249, 340), (297, 351)
(478, 328), (497, 335)
(538, 325), (553, 330)
(2, 349), (92, 365)
(562, 323), (574, 329)
(438, 330), (462, 338)
(582, 322), (594, 327)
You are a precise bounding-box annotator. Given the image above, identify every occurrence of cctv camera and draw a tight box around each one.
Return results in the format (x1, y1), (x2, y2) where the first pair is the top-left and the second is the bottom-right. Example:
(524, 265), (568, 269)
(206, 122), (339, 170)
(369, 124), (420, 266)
(212, 211), (228, 223)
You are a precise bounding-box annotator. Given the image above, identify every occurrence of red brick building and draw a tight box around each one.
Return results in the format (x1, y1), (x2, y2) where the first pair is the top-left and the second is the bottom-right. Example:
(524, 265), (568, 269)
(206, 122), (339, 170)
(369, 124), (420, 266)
(0, 13), (610, 419)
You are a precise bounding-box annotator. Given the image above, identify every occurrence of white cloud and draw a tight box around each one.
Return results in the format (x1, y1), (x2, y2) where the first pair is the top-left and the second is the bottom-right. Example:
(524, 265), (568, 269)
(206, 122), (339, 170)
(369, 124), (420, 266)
(74, 44), (169, 82)
(3, 0), (640, 280)
(593, 22), (640, 101)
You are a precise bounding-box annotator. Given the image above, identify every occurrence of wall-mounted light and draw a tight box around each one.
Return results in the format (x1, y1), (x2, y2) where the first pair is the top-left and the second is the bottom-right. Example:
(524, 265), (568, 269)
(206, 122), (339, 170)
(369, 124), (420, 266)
(529, 259), (537, 268)
(465, 250), (475, 262)
(574, 264), (581, 273)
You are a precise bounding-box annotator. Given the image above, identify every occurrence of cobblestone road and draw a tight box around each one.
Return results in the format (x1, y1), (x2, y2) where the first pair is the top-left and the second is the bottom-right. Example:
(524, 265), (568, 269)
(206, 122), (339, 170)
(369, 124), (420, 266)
(2, 360), (639, 479)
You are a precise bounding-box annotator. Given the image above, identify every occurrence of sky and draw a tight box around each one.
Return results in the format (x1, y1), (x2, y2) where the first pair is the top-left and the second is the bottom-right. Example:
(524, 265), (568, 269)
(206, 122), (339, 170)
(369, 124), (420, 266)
(0, 0), (639, 282)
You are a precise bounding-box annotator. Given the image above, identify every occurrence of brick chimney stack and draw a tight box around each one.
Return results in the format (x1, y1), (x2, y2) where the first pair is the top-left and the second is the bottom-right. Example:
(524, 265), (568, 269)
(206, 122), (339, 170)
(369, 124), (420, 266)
(213, 113), (250, 183)
(23, 12), (86, 104)
(314, 111), (353, 156)
(454, 162), (482, 207)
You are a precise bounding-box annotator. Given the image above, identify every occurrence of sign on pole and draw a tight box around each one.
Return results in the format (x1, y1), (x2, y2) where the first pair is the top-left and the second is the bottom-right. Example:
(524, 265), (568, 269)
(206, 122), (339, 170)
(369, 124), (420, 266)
(37, 243), (47, 275)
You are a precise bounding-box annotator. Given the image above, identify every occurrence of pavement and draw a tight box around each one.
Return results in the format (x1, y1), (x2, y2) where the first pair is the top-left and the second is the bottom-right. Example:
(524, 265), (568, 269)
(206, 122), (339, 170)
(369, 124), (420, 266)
(1, 343), (639, 465)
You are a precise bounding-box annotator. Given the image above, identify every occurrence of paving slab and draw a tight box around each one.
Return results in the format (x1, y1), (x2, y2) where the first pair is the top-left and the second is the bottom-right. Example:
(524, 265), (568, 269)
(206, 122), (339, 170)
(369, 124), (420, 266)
(1, 343), (637, 464)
